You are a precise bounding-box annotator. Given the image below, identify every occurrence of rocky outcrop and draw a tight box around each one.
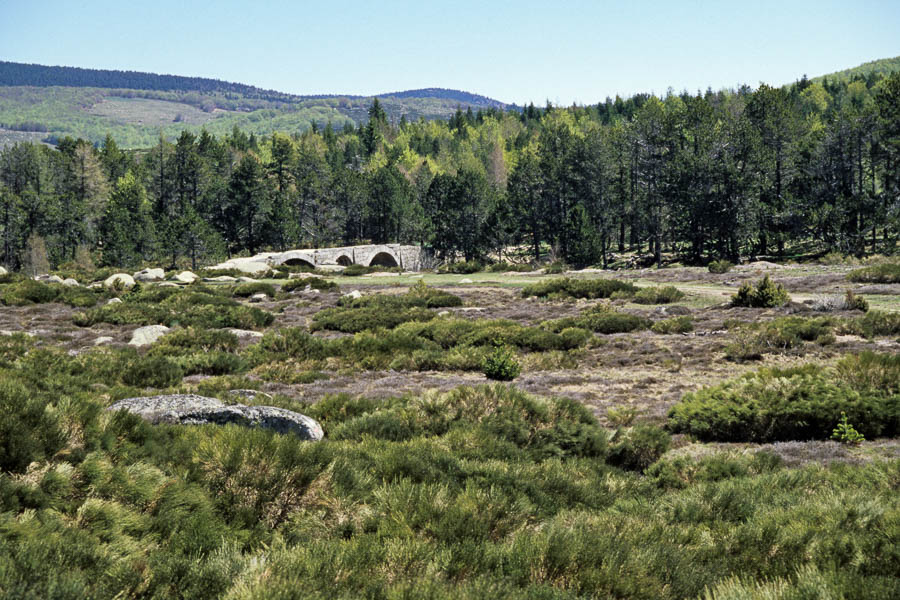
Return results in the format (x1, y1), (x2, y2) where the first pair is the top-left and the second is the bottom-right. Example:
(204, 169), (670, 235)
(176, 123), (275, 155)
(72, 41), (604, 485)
(128, 325), (170, 346)
(107, 394), (323, 441)
(134, 268), (165, 282)
(104, 273), (136, 289)
(174, 271), (198, 284)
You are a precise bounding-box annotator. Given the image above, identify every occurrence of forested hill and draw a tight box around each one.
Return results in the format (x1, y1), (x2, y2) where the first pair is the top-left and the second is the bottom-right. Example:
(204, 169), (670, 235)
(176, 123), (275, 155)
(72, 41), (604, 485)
(0, 61), (507, 107)
(809, 56), (900, 85)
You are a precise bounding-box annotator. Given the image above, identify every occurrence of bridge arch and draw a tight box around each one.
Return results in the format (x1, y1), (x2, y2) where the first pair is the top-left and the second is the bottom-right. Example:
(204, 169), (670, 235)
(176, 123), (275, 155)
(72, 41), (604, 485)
(368, 251), (399, 267)
(270, 250), (316, 269)
(336, 254), (353, 266)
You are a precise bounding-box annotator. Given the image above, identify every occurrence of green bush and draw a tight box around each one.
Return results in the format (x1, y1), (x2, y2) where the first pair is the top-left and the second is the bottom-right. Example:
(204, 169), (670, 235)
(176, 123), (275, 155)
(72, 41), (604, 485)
(847, 262), (900, 283)
(482, 346), (521, 381)
(311, 306), (436, 333)
(440, 260), (482, 274)
(339, 282), (462, 310)
(730, 275), (790, 308)
(708, 259), (733, 274)
(651, 316), (694, 334)
(0, 380), (67, 473)
(544, 260), (567, 274)
(121, 355), (184, 388)
(850, 310), (900, 338)
(341, 264), (372, 276)
(232, 282), (276, 298)
(668, 357), (900, 442)
(281, 276), (338, 292)
(632, 286), (685, 305)
(607, 425), (671, 472)
(487, 261), (533, 272)
(522, 277), (637, 300)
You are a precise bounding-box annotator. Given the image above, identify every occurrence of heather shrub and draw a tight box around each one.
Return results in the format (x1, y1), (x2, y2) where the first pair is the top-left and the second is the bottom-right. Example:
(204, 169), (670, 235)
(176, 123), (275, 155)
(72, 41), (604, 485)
(439, 260), (482, 274)
(121, 355), (184, 388)
(730, 275), (790, 307)
(544, 260), (567, 274)
(521, 277), (636, 300)
(708, 259), (733, 274)
(651, 316), (694, 334)
(847, 262), (900, 283)
(311, 305), (436, 333)
(281, 276), (338, 292)
(232, 282), (276, 298)
(668, 357), (899, 442)
(487, 261), (533, 272)
(607, 425), (671, 472)
(482, 346), (521, 381)
(632, 286), (685, 304)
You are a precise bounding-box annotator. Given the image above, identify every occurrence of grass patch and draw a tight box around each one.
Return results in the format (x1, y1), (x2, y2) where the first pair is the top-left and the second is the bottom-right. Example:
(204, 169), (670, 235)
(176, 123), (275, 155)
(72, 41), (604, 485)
(847, 262), (900, 283)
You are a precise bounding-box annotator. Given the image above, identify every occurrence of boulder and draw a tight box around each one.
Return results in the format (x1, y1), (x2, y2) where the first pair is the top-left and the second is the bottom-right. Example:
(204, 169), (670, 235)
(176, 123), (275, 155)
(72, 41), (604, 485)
(226, 328), (264, 339)
(0, 266), (6, 275)
(107, 394), (323, 441)
(93, 336), (114, 346)
(459, 278), (473, 284)
(158, 282), (179, 287)
(104, 273), (135, 289)
(36, 274), (65, 284)
(134, 268), (165, 282)
(249, 293), (269, 302)
(654, 305), (692, 316)
(174, 271), (198, 284)
(237, 276), (259, 283)
(204, 275), (237, 283)
(128, 325), (171, 347)
(233, 261), (270, 275)
(106, 297), (123, 305)
(344, 290), (362, 300)
(62, 278), (80, 287)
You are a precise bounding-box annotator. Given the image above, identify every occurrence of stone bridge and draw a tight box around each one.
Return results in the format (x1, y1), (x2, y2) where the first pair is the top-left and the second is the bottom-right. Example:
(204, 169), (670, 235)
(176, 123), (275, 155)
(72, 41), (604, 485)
(213, 244), (429, 273)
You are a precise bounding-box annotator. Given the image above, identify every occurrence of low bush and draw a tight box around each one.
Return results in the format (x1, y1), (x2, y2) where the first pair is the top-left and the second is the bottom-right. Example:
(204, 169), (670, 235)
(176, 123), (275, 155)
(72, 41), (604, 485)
(810, 290), (869, 312)
(121, 355), (184, 388)
(847, 262), (900, 283)
(439, 260), (482, 274)
(708, 259), (733, 274)
(651, 316), (694, 334)
(481, 346), (521, 381)
(632, 286), (685, 304)
(232, 282), (276, 298)
(730, 275), (790, 308)
(522, 277), (637, 300)
(487, 261), (533, 272)
(668, 355), (900, 442)
(281, 276), (338, 292)
(340, 264), (372, 276)
(0, 280), (104, 308)
(339, 281), (462, 310)
(607, 425), (671, 472)
(543, 260), (567, 274)
(311, 306), (436, 333)
(848, 310), (900, 338)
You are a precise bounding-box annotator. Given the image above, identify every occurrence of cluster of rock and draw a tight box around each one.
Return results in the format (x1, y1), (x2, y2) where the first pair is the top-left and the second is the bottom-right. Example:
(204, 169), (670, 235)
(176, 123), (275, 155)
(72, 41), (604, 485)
(107, 394), (323, 441)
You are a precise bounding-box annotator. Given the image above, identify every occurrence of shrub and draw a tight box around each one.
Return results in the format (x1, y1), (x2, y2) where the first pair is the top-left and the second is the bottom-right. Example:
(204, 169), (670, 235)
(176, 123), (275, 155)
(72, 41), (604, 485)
(544, 260), (567, 274)
(0, 380), (67, 473)
(667, 359), (900, 442)
(730, 275), (790, 308)
(580, 310), (651, 334)
(281, 277), (338, 292)
(847, 262), (900, 283)
(311, 306), (436, 333)
(850, 310), (900, 338)
(232, 282), (276, 298)
(651, 316), (694, 334)
(831, 412), (865, 444)
(482, 346), (521, 381)
(632, 286), (685, 305)
(121, 355), (184, 388)
(487, 261), (532, 272)
(607, 425), (671, 472)
(440, 260), (482, 274)
(708, 259), (733, 274)
(522, 277), (637, 300)
(341, 264), (371, 276)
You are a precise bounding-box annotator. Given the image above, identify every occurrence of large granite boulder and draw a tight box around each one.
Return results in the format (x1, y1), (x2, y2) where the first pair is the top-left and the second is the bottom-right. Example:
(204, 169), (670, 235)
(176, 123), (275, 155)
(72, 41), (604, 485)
(0, 266), (7, 275)
(134, 268), (165, 282)
(104, 273), (136, 289)
(174, 271), (198, 284)
(128, 325), (171, 346)
(108, 394), (323, 441)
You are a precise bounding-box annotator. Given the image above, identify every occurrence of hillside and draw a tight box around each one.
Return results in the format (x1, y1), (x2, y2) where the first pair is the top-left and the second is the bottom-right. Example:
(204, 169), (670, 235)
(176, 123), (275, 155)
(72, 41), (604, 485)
(809, 55), (900, 84)
(0, 62), (508, 148)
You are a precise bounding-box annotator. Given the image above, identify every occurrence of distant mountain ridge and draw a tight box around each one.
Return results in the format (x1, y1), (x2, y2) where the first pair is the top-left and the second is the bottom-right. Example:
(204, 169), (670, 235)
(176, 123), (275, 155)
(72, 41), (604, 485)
(0, 61), (507, 107)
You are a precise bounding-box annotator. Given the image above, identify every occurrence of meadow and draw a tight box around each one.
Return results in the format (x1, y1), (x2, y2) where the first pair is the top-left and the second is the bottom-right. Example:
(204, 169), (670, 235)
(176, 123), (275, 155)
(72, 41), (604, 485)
(0, 260), (898, 599)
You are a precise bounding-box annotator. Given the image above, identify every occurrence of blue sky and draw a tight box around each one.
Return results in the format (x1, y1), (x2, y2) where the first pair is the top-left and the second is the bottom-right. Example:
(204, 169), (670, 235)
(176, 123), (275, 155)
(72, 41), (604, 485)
(1, 0), (898, 104)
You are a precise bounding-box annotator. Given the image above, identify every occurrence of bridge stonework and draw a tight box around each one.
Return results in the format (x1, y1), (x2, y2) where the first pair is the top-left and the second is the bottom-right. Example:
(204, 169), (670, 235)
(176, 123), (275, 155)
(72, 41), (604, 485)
(214, 244), (428, 272)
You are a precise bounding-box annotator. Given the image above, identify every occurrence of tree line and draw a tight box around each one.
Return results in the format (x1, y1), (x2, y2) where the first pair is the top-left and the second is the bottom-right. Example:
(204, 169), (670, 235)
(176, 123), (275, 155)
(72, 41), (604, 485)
(1, 72), (899, 272)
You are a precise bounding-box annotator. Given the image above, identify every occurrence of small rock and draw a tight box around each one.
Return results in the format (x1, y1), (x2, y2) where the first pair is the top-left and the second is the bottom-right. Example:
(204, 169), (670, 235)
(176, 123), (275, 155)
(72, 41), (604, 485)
(174, 271), (198, 284)
(107, 394), (323, 441)
(0, 330), (34, 337)
(249, 293), (268, 302)
(459, 278), (473, 284)
(94, 336), (114, 345)
(344, 290), (362, 300)
(134, 268), (165, 282)
(204, 275), (237, 283)
(0, 266), (6, 275)
(128, 325), (171, 347)
(88, 282), (103, 289)
(104, 273), (136, 289)
(237, 276), (258, 283)
(158, 282), (179, 287)
(437, 310), (450, 316)
(106, 297), (123, 305)
(62, 278), (80, 287)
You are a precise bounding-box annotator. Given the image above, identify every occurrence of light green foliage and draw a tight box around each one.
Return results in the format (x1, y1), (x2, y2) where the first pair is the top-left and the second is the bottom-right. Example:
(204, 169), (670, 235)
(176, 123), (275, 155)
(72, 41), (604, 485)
(632, 286), (685, 304)
(847, 262), (900, 283)
(668, 353), (900, 442)
(522, 277), (637, 300)
(651, 315), (694, 334)
(481, 346), (521, 381)
(731, 275), (791, 308)
(708, 260), (733, 274)
(832, 412), (865, 444)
